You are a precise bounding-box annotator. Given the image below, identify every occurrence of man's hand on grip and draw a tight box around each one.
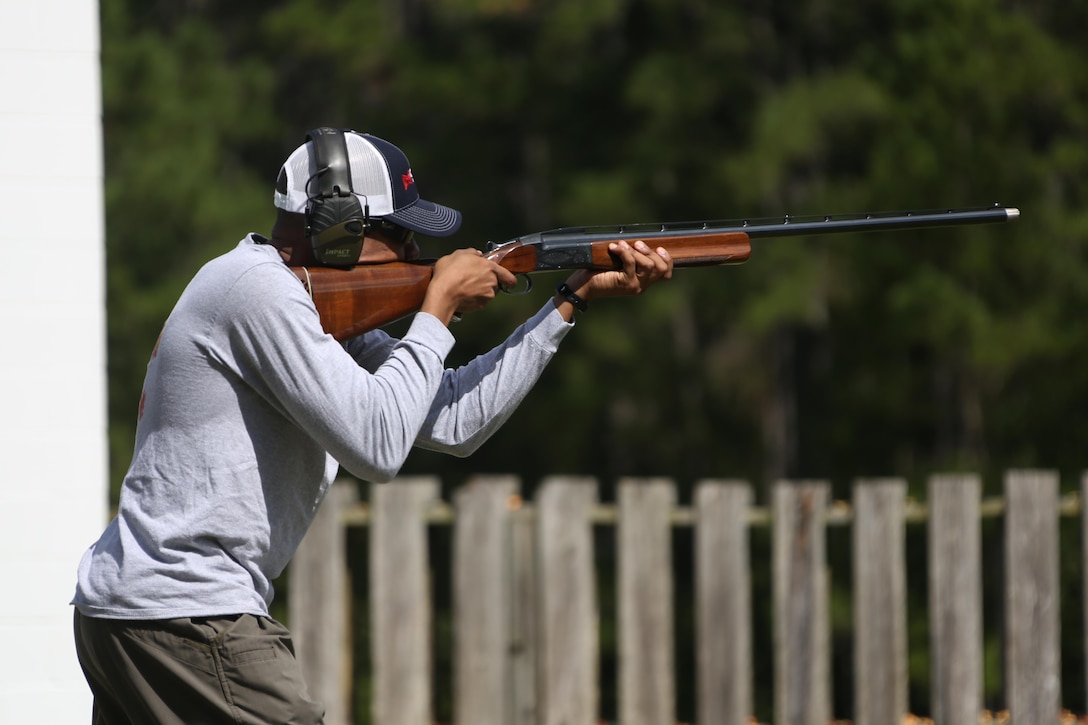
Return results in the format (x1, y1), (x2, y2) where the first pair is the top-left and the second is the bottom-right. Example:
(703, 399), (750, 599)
(423, 248), (518, 325)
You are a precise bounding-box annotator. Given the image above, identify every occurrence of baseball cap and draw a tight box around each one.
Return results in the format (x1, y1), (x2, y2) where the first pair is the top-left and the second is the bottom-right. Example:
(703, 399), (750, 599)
(274, 130), (462, 237)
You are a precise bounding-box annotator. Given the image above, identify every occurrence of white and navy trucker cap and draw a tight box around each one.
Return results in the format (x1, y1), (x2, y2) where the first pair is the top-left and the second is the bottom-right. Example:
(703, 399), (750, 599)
(274, 130), (462, 237)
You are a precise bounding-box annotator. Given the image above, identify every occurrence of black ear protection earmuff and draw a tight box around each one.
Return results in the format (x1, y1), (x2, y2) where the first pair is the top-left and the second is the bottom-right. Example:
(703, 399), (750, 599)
(304, 127), (368, 267)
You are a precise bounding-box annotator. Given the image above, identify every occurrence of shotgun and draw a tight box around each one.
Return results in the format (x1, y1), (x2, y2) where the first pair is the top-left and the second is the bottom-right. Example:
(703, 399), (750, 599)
(292, 204), (1019, 341)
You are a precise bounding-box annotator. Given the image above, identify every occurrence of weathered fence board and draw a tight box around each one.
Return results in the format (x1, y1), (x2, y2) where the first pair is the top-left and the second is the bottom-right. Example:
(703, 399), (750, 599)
(510, 500), (538, 725)
(370, 476), (438, 725)
(1083, 472), (1088, 717)
(453, 475), (517, 725)
(1005, 469), (1061, 724)
(928, 473), (983, 725)
(536, 476), (599, 725)
(695, 479), (753, 725)
(289, 480), (355, 725)
(852, 478), (907, 725)
(773, 480), (831, 725)
(617, 478), (676, 725)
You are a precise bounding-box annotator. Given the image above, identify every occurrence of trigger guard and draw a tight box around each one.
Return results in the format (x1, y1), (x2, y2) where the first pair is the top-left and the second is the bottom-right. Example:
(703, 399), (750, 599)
(501, 274), (533, 296)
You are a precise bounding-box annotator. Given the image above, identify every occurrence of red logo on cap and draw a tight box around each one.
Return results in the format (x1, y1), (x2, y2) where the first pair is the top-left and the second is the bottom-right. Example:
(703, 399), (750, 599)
(402, 170), (415, 190)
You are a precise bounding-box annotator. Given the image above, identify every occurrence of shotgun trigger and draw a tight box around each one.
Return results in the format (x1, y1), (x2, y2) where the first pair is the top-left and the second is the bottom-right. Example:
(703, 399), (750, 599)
(500, 274), (533, 296)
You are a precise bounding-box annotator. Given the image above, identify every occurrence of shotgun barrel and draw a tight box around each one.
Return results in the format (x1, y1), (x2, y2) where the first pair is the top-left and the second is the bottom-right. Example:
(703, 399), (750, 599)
(496, 204), (1018, 249)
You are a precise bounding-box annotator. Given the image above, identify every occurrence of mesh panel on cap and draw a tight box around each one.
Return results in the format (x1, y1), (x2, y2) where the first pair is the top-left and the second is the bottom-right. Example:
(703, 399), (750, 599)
(273, 134), (395, 216)
(344, 133), (394, 213)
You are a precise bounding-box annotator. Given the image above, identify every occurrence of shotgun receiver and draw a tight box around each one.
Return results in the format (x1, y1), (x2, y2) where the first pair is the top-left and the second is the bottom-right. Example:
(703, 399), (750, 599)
(292, 204), (1019, 341)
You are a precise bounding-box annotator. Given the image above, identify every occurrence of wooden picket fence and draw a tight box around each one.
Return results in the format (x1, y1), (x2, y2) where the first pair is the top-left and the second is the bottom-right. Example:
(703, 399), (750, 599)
(287, 470), (1085, 725)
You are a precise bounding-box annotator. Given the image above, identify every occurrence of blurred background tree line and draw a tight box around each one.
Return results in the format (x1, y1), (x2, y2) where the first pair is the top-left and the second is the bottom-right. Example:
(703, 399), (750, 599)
(100, 0), (1088, 720)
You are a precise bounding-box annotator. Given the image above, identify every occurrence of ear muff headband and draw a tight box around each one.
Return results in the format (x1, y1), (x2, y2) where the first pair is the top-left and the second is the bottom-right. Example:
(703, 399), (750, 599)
(305, 127), (368, 267)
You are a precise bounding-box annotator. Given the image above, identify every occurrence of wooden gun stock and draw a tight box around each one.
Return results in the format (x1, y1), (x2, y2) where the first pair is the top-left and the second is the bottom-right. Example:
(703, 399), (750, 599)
(291, 205), (1018, 341)
(293, 261), (436, 341)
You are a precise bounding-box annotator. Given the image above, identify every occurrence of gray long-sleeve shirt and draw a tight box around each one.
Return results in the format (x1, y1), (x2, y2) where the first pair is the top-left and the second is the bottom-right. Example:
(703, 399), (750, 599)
(74, 236), (571, 619)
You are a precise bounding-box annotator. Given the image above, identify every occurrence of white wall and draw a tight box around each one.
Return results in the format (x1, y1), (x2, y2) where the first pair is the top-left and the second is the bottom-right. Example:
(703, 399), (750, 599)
(0, 1), (106, 721)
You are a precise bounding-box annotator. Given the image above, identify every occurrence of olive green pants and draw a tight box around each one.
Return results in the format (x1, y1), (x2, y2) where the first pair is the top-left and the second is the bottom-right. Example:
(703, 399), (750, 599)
(73, 609), (325, 725)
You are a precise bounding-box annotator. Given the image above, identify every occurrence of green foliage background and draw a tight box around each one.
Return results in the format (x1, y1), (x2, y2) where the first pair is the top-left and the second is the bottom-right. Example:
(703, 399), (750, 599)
(100, 0), (1088, 720)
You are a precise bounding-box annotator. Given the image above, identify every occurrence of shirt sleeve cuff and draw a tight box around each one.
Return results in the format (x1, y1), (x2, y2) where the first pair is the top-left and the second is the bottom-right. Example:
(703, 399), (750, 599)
(527, 300), (575, 353)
